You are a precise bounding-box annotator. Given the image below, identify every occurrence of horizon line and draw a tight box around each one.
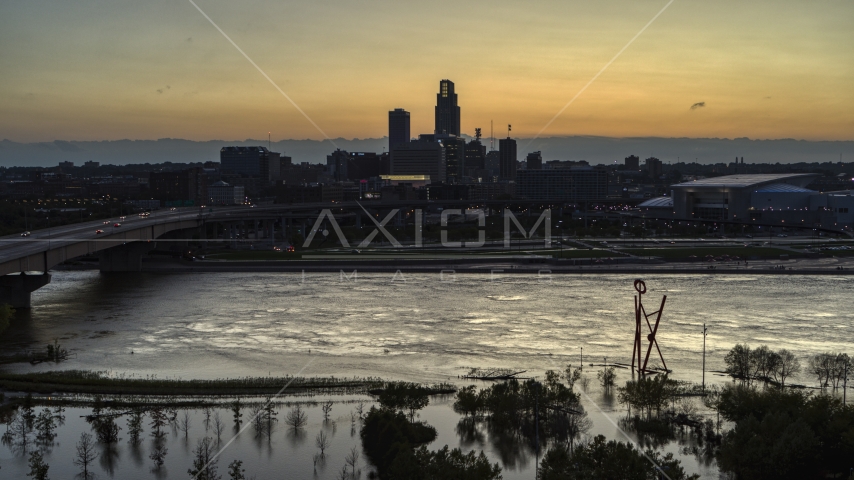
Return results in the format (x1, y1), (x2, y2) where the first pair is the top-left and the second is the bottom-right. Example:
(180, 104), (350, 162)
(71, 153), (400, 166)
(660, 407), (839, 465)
(4, 135), (854, 144)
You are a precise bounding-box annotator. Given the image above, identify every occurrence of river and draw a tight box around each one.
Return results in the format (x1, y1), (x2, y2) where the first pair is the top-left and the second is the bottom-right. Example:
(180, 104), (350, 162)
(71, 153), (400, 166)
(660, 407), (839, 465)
(1, 271), (852, 478)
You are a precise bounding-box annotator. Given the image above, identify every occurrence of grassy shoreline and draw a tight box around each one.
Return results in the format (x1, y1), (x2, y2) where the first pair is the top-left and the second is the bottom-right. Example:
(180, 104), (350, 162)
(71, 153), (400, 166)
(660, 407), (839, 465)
(0, 370), (384, 397)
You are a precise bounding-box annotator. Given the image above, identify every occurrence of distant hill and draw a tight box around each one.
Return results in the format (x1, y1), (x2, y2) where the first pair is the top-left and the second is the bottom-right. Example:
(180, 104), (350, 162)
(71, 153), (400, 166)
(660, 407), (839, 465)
(1, 136), (851, 168)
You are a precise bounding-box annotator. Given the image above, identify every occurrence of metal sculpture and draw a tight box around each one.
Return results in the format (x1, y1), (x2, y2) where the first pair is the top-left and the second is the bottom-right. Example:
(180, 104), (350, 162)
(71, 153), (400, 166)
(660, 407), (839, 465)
(632, 279), (669, 375)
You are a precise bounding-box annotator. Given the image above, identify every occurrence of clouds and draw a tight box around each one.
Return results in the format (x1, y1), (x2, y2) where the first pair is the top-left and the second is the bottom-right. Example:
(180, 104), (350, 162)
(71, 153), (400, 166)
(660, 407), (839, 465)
(690, 102), (706, 110)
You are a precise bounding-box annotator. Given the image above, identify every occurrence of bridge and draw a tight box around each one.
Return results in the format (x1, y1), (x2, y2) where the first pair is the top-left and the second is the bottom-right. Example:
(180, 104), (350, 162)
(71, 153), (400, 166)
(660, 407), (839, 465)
(0, 199), (566, 308)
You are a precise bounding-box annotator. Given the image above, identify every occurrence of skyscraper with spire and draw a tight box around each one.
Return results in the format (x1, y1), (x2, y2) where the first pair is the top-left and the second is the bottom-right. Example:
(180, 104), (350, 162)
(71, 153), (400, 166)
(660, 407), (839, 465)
(434, 79), (460, 136)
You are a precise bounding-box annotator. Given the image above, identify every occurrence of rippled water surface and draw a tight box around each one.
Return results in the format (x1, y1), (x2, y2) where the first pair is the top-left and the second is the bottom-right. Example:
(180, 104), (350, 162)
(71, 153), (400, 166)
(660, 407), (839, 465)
(4, 271), (852, 383)
(1, 271), (852, 478)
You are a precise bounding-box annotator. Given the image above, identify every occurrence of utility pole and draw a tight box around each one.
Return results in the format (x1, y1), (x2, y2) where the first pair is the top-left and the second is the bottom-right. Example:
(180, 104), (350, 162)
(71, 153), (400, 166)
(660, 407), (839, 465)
(702, 323), (708, 391)
(580, 347), (583, 370)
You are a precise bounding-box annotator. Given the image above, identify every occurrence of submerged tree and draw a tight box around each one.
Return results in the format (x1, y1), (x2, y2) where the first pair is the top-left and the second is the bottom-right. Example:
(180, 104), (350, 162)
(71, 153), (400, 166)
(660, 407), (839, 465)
(316, 430), (331, 455)
(538, 435), (698, 480)
(73, 432), (99, 480)
(188, 436), (220, 480)
(127, 409), (145, 445)
(227, 459), (246, 480)
(285, 404), (307, 430)
(27, 450), (50, 480)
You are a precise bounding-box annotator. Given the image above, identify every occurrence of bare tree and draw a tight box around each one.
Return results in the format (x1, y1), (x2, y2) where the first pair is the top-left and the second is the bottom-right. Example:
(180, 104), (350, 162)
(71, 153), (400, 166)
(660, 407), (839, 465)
(73, 432), (99, 479)
(336, 465), (349, 480)
(180, 410), (192, 438)
(213, 412), (225, 440)
(344, 445), (360, 478)
(315, 430), (330, 455)
(285, 404), (307, 429)
(322, 401), (333, 421)
(203, 407), (212, 432)
(772, 349), (801, 387)
(831, 353), (851, 389)
(810, 353), (835, 388)
(249, 404), (265, 437)
(355, 401), (365, 420)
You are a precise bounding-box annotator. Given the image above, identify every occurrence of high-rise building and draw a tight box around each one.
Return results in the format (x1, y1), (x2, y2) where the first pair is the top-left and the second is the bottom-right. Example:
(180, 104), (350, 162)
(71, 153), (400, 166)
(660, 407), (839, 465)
(499, 138), (517, 181)
(388, 108), (410, 150)
(220, 146), (280, 182)
(326, 149), (349, 182)
(625, 155), (640, 170)
(438, 135), (466, 183)
(645, 157), (663, 179)
(390, 140), (446, 183)
(465, 140), (486, 171)
(434, 79), (460, 136)
(526, 151), (543, 170)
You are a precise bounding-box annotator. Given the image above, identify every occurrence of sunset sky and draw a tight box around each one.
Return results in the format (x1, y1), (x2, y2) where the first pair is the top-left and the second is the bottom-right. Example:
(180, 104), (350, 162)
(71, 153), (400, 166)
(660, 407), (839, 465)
(1, 0), (852, 143)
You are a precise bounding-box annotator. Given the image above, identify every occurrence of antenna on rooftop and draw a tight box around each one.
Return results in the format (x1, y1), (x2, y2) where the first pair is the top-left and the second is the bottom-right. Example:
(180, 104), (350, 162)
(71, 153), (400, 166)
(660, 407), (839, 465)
(490, 120), (494, 151)
(475, 127), (482, 142)
(268, 132), (271, 150)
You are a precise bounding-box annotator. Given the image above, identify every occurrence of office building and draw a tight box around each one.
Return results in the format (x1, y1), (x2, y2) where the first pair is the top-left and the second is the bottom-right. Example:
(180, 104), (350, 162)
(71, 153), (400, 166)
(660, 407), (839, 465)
(499, 138), (517, 181)
(526, 151), (543, 170)
(517, 167), (608, 202)
(327, 149), (349, 181)
(435, 79), (460, 136)
(438, 135), (466, 183)
(390, 140), (446, 183)
(389, 108), (411, 150)
(220, 146), (281, 182)
(625, 155), (640, 170)
(465, 139), (486, 172)
(150, 167), (206, 203)
(208, 181), (244, 205)
(645, 157), (663, 179)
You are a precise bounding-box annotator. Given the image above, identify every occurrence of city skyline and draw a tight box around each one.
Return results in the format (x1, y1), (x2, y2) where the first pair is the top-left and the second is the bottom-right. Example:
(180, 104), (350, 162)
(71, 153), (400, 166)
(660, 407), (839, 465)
(1, 1), (852, 144)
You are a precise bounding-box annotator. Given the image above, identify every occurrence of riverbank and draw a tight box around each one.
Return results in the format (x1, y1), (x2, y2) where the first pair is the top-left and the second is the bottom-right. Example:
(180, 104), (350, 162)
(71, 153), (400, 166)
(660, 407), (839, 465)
(53, 255), (854, 275)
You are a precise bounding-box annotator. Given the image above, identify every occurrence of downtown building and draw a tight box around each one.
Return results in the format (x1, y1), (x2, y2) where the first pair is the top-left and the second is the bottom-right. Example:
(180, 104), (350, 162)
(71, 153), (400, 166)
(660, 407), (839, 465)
(516, 167), (608, 202)
(220, 146), (281, 182)
(389, 108), (411, 150)
(435, 79), (460, 136)
(389, 140), (446, 183)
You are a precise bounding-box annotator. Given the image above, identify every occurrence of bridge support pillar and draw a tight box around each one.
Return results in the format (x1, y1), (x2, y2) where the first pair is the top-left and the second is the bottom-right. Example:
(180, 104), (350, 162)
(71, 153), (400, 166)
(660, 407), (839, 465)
(98, 242), (156, 272)
(0, 273), (51, 309)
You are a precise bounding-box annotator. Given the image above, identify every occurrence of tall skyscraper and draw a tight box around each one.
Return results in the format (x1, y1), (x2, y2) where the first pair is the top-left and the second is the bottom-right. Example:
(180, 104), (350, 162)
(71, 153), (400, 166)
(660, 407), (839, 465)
(388, 108), (410, 150)
(438, 135), (466, 183)
(499, 138), (517, 181)
(434, 79), (460, 136)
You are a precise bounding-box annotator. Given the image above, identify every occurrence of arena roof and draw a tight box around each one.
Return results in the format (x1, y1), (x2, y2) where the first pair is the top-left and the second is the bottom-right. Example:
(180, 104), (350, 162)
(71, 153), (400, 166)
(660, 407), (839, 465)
(671, 173), (819, 189)
(753, 183), (815, 193)
(638, 197), (674, 208)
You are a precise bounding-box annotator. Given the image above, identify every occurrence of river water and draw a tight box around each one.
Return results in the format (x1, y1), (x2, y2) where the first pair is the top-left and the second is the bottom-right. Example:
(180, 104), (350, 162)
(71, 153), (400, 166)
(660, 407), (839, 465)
(1, 271), (852, 478)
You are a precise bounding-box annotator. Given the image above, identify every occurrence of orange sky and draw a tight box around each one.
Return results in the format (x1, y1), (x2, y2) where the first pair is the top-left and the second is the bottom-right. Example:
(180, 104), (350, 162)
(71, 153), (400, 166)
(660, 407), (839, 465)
(1, 0), (852, 143)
